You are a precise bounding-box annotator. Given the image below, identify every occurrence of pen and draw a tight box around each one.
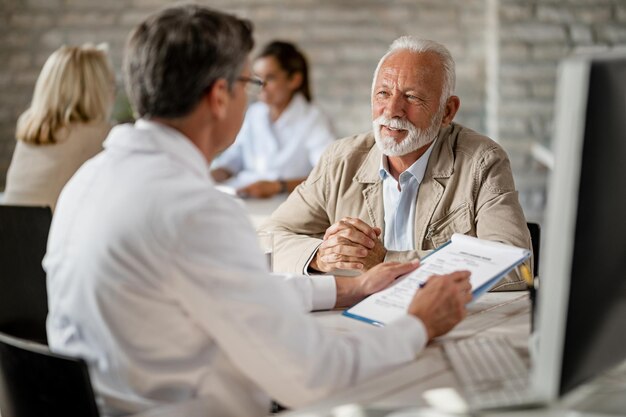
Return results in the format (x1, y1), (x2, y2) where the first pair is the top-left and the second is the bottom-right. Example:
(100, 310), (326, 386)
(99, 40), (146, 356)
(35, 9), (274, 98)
(519, 263), (537, 331)
(519, 264), (533, 288)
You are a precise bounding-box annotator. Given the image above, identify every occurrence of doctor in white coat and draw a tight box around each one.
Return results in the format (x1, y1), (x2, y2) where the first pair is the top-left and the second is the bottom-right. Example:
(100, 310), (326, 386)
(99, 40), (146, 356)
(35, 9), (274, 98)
(211, 40), (335, 198)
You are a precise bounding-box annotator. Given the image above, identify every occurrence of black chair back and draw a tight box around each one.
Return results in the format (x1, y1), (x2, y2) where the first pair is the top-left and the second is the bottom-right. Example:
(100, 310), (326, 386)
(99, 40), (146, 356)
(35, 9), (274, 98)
(527, 222), (541, 278)
(0, 332), (100, 417)
(0, 205), (51, 343)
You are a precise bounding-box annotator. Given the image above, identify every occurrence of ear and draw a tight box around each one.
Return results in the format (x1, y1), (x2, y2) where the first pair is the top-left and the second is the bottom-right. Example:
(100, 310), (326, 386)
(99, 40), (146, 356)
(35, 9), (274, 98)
(441, 95), (460, 126)
(205, 78), (230, 121)
(288, 72), (303, 92)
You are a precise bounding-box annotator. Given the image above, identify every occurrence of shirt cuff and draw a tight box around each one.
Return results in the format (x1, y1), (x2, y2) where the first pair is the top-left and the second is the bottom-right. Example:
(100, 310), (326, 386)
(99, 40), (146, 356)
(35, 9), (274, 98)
(302, 242), (323, 275)
(386, 314), (428, 355)
(310, 275), (337, 311)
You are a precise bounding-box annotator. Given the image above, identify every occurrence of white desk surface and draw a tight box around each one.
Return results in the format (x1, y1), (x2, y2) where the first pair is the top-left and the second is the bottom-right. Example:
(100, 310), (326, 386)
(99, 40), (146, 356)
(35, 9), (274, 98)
(281, 292), (626, 417)
(238, 194), (288, 229)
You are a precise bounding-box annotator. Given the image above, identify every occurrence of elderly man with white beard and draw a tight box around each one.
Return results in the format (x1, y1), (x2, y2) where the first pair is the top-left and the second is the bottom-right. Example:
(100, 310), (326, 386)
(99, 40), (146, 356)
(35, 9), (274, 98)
(260, 37), (531, 290)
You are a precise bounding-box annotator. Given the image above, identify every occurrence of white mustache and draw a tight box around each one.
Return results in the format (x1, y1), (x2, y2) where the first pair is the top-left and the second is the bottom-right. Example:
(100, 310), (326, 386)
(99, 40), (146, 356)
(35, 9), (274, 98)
(374, 116), (416, 131)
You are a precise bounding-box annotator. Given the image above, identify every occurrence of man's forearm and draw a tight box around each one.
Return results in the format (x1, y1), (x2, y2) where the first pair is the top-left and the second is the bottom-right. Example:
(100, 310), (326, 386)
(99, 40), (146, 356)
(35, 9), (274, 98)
(334, 276), (362, 308)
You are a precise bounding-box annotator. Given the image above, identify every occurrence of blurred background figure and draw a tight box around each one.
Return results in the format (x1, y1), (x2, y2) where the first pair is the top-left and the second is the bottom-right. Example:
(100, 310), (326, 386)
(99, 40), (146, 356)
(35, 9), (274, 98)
(211, 40), (335, 199)
(3, 44), (115, 211)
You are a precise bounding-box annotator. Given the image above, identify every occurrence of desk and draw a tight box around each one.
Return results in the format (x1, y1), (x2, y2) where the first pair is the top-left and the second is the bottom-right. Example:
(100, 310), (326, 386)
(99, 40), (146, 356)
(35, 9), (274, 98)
(282, 293), (626, 417)
(236, 194), (287, 229)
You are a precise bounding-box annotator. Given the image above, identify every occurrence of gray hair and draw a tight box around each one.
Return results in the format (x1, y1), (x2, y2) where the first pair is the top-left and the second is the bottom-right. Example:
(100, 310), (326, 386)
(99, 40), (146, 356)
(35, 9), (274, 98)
(371, 37), (456, 109)
(123, 4), (254, 119)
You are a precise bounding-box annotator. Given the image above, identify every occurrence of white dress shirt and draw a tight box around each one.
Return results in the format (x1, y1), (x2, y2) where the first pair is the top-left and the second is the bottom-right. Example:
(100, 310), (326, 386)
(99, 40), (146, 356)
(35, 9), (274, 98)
(213, 93), (334, 189)
(379, 141), (436, 251)
(45, 119), (427, 417)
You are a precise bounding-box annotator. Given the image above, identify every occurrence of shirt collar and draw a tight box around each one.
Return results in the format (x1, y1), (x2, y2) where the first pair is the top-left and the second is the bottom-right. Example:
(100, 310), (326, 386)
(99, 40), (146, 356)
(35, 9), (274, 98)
(104, 119), (211, 181)
(273, 93), (307, 130)
(378, 139), (437, 184)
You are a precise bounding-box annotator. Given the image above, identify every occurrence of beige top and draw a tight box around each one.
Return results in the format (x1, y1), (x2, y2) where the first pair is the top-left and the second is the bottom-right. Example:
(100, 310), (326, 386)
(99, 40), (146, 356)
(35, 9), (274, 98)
(3, 121), (111, 211)
(260, 123), (531, 291)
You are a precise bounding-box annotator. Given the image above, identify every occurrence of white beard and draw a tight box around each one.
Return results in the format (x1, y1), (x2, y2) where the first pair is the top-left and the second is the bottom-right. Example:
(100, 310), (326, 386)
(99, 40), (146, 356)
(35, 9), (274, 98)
(372, 111), (443, 157)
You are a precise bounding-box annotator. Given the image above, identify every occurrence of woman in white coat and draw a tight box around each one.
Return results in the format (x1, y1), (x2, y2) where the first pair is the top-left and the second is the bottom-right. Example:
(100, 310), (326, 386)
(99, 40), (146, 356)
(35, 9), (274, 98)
(211, 41), (335, 198)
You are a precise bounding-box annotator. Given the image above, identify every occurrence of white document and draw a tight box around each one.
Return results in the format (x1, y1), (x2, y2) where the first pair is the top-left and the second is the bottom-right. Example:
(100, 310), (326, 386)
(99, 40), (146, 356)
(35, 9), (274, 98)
(343, 234), (531, 326)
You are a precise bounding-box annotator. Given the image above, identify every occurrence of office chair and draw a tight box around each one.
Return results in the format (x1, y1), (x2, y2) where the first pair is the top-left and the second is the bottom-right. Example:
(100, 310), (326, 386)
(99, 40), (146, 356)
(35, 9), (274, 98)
(0, 205), (52, 343)
(526, 222), (541, 278)
(527, 222), (541, 331)
(0, 332), (100, 417)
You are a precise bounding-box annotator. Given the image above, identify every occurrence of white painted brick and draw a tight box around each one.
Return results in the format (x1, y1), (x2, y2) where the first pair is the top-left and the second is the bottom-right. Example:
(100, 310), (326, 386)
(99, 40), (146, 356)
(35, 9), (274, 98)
(10, 13), (54, 27)
(531, 82), (556, 98)
(500, 82), (530, 98)
(499, 118), (529, 135)
(571, 44), (611, 54)
(0, 33), (35, 48)
(531, 44), (571, 60)
(60, 13), (117, 27)
(617, 4), (626, 22)
(500, 42), (531, 60)
(499, 100), (554, 117)
(338, 45), (382, 63)
(597, 24), (626, 43)
(119, 11), (151, 26)
(26, 0), (62, 7)
(41, 30), (67, 48)
(500, 63), (558, 81)
(537, 5), (575, 23)
(569, 23), (594, 43)
(379, 7), (415, 23)
(529, 116), (552, 137)
(573, 6), (612, 23)
(501, 23), (568, 42)
(416, 8), (458, 23)
(7, 54), (32, 70)
(499, 4), (533, 21)
(539, 0), (612, 5)
(66, 29), (129, 46)
(65, 0), (128, 8)
(13, 71), (39, 86)
(0, 73), (11, 87)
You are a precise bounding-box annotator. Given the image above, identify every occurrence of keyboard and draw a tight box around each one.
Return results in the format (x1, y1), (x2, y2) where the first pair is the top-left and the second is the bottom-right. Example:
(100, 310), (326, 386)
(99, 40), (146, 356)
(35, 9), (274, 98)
(443, 336), (538, 411)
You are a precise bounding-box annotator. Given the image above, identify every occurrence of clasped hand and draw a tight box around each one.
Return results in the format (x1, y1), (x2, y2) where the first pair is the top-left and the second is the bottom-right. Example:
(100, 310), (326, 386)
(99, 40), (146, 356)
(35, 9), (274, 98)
(311, 217), (387, 273)
(237, 180), (281, 199)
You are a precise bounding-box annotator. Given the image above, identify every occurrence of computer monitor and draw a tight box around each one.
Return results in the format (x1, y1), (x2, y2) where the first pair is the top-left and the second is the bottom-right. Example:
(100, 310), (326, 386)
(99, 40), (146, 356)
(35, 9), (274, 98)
(532, 51), (626, 403)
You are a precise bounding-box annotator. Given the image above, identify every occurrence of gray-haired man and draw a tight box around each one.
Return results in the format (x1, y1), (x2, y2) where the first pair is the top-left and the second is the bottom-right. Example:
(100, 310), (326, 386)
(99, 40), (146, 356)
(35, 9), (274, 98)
(262, 37), (531, 290)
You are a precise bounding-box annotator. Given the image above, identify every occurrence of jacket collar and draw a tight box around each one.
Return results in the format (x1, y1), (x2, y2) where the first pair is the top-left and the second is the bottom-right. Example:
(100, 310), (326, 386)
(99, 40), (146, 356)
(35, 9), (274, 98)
(355, 123), (456, 184)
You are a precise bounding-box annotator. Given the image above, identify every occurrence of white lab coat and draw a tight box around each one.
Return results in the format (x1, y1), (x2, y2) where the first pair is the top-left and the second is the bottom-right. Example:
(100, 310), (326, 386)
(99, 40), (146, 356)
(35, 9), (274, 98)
(45, 119), (426, 417)
(214, 93), (335, 189)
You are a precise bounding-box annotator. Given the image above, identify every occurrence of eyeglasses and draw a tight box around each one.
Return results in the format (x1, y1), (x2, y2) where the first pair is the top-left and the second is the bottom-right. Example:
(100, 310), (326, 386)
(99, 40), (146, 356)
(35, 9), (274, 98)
(237, 76), (265, 95)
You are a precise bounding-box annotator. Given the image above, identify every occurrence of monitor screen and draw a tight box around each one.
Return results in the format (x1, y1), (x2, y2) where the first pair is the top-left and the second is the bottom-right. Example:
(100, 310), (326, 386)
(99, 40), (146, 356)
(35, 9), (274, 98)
(533, 52), (626, 401)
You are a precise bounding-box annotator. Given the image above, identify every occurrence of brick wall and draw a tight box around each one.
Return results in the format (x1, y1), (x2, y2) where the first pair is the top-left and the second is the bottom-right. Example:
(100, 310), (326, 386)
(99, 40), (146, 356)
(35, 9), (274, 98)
(495, 0), (626, 221)
(0, 0), (624, 222)
(0, 0), (487, 188)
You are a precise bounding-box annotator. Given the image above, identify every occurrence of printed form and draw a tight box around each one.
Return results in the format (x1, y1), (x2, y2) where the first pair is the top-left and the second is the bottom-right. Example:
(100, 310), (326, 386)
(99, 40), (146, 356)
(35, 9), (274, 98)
(344, 233), (531, 326)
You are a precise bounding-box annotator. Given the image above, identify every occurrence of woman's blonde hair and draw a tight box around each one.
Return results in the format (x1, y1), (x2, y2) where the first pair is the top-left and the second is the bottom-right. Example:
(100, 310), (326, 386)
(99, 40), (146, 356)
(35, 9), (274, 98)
(16, 44), (114, 145)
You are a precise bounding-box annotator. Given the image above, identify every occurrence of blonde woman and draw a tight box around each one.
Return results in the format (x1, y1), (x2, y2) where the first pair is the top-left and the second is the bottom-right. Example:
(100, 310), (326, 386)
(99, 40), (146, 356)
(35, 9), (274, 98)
(3, 44), (115, 211)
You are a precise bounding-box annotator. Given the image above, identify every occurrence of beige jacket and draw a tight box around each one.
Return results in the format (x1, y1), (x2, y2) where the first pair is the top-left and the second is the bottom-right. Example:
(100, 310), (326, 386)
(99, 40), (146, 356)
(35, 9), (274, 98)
(3, 121), (110, 211)
(261, 123), (531, 291)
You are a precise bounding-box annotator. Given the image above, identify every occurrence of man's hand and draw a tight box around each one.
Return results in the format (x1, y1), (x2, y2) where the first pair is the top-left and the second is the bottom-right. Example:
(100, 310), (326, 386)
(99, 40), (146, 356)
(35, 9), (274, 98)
(310, 217), (387, 273)
(408, 271), (472, 340)
(211, 167), (232, 183)
(237, 180), (281, 199)
(335, 260), (420, 308)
